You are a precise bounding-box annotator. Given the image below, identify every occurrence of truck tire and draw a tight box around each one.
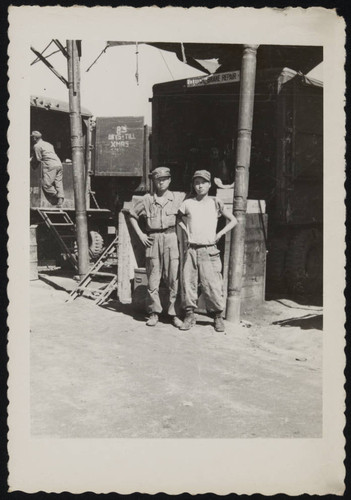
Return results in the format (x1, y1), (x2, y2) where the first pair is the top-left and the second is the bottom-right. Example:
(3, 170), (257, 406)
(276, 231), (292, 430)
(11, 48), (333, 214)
(88, 230), (104, 258)
(74, 231), (105, 260)
(266, 236), (288, 294)
(285, 228), (323, 298)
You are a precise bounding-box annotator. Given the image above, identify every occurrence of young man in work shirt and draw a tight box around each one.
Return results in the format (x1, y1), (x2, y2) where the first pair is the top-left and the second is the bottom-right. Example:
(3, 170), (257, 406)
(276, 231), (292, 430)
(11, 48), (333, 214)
(129, 167), (184, 328)
(31, 130), (64, 207)
(178, 169), (237, 332)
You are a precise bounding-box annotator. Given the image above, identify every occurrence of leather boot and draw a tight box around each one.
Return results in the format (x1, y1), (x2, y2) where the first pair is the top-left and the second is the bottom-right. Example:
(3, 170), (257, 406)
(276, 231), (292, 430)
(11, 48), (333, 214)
(214, 312), (225, 332)
(170, 316), (183, 329)
(146, 313), (159, 327)
(180, 310), (196, 331)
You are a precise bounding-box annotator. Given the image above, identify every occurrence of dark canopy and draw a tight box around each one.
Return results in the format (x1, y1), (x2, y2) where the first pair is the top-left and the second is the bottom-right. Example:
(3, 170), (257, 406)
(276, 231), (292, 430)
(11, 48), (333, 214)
(107, 42), (323, 76)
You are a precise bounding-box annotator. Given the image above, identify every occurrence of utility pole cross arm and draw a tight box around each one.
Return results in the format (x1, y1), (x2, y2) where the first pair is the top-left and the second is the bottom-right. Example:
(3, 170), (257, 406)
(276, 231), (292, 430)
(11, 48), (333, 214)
(30, 46), (69, 87)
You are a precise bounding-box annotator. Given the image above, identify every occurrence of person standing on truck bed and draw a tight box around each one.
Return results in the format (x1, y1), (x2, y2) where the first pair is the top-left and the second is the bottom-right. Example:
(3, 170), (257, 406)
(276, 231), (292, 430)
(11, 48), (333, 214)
(128, 167), (184, 328)
(30, 131), (64, 208)
(178, 170), (237, 332)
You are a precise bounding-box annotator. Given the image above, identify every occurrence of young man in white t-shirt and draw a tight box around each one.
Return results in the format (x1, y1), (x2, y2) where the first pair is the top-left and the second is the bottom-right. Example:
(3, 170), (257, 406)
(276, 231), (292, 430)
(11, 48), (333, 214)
(178, 170), (237, 332)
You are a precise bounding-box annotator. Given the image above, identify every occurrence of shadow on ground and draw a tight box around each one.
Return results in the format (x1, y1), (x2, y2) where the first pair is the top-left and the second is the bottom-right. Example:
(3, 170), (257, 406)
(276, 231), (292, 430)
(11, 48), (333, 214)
(272, 314), (323, 331)
(99, 300), (147, 322)
(100, 301), (214, 327)
(38, 274), (72, 292)
(38, 267), (75, 278)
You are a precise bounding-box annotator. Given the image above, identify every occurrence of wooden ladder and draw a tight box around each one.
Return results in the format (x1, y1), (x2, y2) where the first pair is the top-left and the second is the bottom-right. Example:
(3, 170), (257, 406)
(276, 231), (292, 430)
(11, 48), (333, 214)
(37, 208), (78, 270)
(67, 236), (118, 306)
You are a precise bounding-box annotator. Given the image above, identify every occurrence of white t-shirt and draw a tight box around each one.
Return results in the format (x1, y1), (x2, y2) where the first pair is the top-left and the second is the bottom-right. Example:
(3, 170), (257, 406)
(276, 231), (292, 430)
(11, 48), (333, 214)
(179, 196), (226, 245)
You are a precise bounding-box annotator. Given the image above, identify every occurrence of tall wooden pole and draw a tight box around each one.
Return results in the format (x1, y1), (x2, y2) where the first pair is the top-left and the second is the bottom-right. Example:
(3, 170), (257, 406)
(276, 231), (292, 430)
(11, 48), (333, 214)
(226, 44), (259, 323)
(67, 40), (90, 277)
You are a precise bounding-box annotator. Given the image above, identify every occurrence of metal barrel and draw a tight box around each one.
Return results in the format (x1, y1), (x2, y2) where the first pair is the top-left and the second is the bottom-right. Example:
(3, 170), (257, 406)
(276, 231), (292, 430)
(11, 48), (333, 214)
(30, 225), (39, 280)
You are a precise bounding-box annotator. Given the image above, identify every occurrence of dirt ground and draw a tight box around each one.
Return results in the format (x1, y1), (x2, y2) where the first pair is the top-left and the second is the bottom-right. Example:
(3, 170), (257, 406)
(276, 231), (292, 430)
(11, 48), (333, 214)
(30, 274), (323, 439)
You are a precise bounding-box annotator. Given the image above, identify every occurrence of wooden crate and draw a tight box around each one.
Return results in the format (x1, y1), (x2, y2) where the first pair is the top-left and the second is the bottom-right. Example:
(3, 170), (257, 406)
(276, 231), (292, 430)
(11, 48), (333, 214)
(117, 201), (144, 304)
(218, 190), (268, 313)
(222, 213), (268, 314)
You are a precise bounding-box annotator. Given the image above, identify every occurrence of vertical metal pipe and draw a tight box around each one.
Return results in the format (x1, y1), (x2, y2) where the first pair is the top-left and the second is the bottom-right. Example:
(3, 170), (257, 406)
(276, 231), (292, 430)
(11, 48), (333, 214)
(67, 40), (90, 277)
(85, 118), (93, 208)
(226, 44), (259, 323)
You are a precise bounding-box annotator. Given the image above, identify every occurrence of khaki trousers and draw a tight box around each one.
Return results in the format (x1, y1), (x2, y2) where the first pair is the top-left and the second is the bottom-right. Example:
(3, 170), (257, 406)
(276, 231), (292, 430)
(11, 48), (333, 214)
(42, 165), (64, 198)
(145, 229), (179, 316)
(182, 245), (224, 313)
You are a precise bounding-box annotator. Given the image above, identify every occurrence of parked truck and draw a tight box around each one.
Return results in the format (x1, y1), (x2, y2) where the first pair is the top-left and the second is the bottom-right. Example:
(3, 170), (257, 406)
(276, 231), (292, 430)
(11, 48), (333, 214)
(150, 67), (323, 301)
(30, 95), (150, 267)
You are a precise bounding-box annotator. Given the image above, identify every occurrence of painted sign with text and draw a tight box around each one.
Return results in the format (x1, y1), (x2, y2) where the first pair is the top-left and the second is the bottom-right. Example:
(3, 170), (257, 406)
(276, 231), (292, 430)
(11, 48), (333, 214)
(187, 71), (240, 88)
(95, 116), (144, 176)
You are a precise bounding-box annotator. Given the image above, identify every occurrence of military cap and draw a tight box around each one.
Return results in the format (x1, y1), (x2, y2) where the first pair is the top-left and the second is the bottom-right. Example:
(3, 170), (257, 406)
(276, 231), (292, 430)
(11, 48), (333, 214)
(31, 131), (42, 138)
(152, 166), (171, 179)
(192, 169), (211, 182)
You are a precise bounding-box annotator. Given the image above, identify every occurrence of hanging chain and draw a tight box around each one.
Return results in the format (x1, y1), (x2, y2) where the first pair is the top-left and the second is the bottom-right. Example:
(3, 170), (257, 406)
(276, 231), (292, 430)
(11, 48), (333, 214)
(135, 42), (139, 85)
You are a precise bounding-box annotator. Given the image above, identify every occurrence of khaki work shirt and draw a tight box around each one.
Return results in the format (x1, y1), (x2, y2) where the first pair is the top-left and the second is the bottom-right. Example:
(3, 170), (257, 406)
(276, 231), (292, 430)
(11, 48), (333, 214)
(129, 191), (185, 232)
(33, 139), (62, 168)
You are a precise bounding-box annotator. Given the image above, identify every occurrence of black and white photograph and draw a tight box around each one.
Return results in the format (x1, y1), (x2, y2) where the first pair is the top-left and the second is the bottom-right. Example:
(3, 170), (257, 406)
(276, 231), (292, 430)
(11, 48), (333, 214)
(7, 6), (345, 495)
